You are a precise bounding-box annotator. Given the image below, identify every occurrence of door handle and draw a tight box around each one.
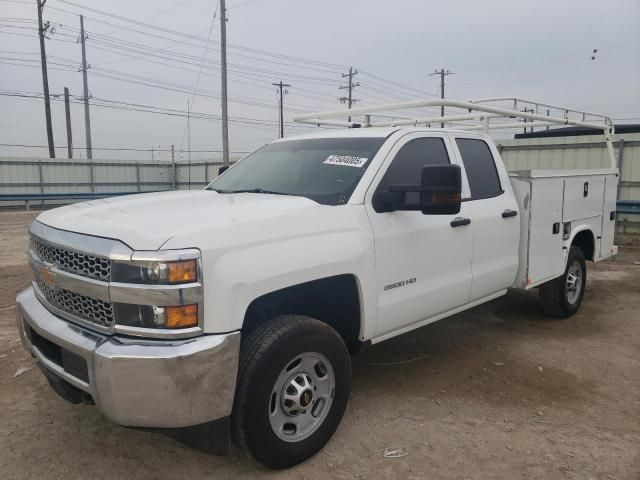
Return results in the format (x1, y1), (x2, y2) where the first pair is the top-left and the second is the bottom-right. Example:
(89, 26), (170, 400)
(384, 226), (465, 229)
(502, 209), (518, 218)
(450, 217), (471, 227)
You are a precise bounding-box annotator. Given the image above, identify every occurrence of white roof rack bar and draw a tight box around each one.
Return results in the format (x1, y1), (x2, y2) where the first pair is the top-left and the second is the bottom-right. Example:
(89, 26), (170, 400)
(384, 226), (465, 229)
(369, 113), (503, 128)
(471, 97), (610, 122)
(292, 97), (617, 168)
(293, 98), (613, 133)
(459, 121), (558, 131)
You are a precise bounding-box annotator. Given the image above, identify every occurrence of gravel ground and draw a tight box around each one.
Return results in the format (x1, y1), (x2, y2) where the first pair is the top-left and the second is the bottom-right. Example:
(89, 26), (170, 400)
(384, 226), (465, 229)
(1, 210), (639, 480)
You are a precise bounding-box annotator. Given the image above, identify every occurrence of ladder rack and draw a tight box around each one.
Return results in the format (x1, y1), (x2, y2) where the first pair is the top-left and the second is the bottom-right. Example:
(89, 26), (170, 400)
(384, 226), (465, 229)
(293, 97), (617, 168)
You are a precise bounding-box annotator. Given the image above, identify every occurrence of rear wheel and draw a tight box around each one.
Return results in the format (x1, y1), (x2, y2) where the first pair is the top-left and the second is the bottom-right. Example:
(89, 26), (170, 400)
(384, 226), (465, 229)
(232, 315), (351, 469)
(540, 246), (587, 318)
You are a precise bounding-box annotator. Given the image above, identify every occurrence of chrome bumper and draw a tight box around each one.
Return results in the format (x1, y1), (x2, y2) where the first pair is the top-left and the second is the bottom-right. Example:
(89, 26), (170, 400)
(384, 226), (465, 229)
(16, 287), (240, 429)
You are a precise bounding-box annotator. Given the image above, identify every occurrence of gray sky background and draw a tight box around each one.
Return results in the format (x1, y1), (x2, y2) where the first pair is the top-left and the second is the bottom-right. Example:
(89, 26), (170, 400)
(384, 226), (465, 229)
(1, 0), (639, 160)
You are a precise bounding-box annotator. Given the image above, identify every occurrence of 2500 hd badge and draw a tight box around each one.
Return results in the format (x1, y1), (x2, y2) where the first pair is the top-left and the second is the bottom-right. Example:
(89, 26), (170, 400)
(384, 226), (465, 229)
(384, 277), (417, 291)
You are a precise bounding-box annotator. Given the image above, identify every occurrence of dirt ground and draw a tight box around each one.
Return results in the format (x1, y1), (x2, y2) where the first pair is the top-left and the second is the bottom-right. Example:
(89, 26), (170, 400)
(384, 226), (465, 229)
(1, 210), (638, 480)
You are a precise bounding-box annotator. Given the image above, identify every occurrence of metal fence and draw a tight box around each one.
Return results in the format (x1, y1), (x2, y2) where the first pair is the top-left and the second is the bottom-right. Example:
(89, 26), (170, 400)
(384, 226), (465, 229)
(0, 157), (236, 208)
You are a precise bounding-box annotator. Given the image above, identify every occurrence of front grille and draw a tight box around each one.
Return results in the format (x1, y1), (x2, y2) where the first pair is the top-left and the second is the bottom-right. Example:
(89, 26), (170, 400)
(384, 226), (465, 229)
(31, 236), (111, 282)
(36, 277), (115, 327)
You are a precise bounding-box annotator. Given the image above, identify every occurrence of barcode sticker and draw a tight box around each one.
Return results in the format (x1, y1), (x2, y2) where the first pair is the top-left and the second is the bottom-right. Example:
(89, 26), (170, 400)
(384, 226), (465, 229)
(323, 155), (368, 168)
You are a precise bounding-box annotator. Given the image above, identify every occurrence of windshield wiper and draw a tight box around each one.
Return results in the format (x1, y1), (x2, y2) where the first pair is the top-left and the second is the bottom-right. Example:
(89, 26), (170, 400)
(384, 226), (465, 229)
(211, 188), (295, 196)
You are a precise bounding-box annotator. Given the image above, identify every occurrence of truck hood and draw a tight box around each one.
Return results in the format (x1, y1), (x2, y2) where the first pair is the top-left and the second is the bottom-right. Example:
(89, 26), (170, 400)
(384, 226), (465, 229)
(36, 190), (323, 250)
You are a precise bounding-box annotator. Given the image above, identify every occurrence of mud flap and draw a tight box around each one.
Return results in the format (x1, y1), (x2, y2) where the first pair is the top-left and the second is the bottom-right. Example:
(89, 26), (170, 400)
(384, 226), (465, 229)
(135, 417), (231, 456)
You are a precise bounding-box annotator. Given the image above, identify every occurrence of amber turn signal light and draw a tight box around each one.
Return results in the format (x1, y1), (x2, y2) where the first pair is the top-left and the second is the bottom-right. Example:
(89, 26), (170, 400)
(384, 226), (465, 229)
(167, 260), (197, 284)
(432, 192), (461, 204)
(166, 304), (198, 329)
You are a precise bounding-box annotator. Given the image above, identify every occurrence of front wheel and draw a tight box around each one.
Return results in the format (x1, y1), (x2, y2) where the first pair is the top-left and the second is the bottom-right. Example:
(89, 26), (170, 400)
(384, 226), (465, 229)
(232, 315), (351, 469)
(540, 246), (587, 318)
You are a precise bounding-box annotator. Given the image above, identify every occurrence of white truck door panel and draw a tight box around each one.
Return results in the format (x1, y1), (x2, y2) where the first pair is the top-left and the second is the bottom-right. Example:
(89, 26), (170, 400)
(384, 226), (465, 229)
(369, 205), (473, 336)
(467, 195), (520, 299)
(453, 137), (520, 301)
(366, 134), (473, 337)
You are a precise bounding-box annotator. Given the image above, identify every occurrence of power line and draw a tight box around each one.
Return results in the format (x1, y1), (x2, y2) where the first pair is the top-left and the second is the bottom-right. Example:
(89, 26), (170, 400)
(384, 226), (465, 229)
(0, 90), (323, 132)
(100, 0), (197, 37)
(47, 0), (346, 70)
(4, 25), (342, 111)
(179, 0), (219, 153)
(358, 69), (435, 98)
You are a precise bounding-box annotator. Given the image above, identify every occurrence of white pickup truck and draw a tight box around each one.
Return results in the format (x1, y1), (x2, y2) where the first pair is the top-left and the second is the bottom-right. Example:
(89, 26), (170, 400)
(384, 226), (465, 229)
(16, 99), (618, 468)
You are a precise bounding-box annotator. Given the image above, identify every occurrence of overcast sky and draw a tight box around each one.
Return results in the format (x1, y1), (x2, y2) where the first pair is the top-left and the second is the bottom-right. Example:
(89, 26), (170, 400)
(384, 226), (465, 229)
(1, 0), (639, 160)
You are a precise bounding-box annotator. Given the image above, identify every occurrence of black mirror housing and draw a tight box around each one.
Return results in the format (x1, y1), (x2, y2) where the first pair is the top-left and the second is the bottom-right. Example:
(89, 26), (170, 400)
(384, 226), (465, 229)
(219, 165), (230, 175)
(373, 164), (462, 215)
(419, 164), (462, 215)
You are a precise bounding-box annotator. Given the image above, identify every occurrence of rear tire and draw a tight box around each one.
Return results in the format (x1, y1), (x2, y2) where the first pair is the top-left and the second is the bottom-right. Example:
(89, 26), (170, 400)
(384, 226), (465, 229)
(540, 246), (586, 318)
(232, 315), (351, 469)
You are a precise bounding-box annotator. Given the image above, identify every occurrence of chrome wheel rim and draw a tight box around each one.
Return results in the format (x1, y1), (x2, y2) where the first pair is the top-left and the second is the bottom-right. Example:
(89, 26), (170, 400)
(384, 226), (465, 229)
(565, 261), (583, 305)
(268, 352), (335, 443)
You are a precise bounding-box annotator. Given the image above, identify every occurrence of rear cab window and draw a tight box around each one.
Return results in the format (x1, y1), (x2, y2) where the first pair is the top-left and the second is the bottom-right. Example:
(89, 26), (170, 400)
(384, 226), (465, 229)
(455, 138), (503, 200)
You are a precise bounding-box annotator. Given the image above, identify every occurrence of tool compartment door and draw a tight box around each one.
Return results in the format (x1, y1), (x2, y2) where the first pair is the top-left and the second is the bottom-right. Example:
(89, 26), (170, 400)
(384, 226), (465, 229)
(563, 176), (606, 222)
(528, 177), (565, 285)
(599, 173), (618, 259)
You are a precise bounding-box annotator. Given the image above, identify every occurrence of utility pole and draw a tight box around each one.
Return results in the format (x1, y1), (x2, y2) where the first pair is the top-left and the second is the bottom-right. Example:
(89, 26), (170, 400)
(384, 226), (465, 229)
(79, 15), (93, 159)
(339, 67), (360, 122)
(522, 107), (534, 134)
(272, 81), (291, 138)
(219, 0), (230, 165)
(36, 0), (55, 158)
(546, 108), (550, 131)
(430, 68), (454, 128)
(171, 144), (177, 190)
(187, 99), (191, 190)
(64, 87), (73, 158)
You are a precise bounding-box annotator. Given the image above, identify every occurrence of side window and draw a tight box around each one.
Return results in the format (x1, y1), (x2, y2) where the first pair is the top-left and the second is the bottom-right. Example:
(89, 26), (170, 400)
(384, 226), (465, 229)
(377, 137), (450, 191)
(455, 138), (502, 199)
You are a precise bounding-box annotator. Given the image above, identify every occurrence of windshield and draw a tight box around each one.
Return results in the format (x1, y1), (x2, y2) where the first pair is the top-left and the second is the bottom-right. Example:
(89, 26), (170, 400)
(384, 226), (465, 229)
(206, 137), (387, 205)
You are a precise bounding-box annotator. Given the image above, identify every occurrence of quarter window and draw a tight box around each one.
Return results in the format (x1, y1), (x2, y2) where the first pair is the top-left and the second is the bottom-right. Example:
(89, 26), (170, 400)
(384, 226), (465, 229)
(377, 137), (450, 191)
(455, 138), (502, 198)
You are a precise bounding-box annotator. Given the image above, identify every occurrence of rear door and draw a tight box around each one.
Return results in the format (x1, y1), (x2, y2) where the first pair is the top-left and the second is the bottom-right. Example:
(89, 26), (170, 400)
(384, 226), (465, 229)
(452, 136), (520, 301)
(365, 133), (474, 338)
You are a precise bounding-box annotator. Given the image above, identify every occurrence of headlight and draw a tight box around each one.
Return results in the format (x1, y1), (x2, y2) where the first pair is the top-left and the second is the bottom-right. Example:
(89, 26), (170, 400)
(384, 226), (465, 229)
(112, 259), (198, 285)
(114, 303), (199, 330)
(110, 250), (202, 334)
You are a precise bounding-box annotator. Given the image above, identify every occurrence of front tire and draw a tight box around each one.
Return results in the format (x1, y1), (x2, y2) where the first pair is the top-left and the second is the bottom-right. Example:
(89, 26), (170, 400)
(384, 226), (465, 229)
(232, 315), (351, 469)
(540, 246), (587, 318)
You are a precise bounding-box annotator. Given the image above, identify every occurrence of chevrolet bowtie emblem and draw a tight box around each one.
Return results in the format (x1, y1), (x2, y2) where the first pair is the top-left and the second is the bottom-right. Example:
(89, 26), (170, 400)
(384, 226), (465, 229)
(40, 265), (56, 285)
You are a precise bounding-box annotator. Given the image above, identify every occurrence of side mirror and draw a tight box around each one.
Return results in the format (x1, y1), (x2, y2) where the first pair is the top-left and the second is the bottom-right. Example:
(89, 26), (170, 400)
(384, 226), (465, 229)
(218, 165), (229, 175)
(373, 164), (462, 215)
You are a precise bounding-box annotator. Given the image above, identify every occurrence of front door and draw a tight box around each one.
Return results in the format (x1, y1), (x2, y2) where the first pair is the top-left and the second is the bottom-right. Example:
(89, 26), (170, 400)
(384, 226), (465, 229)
(365, 133), (474, 339)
